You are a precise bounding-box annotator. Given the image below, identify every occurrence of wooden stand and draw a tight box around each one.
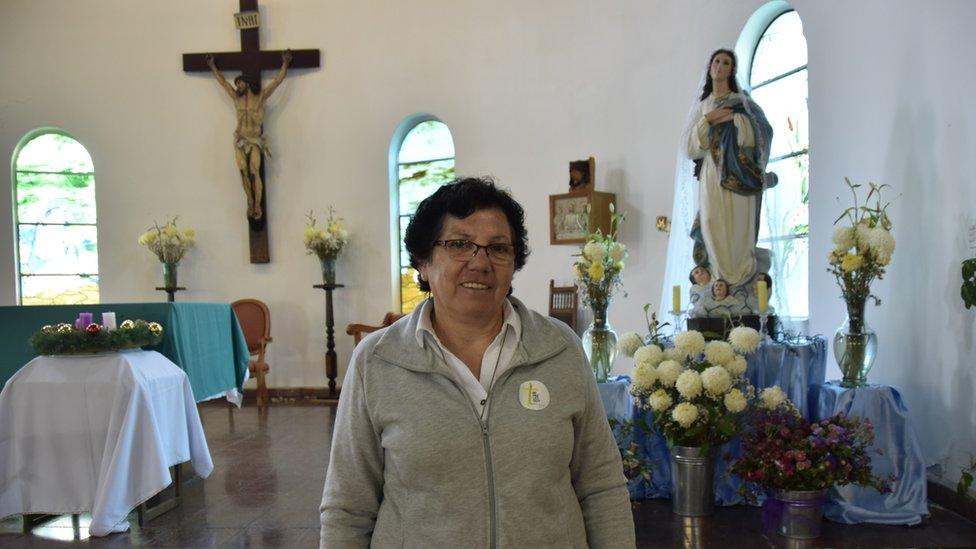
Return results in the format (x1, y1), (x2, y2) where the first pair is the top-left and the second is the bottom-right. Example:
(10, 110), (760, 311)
(155, 286), (186, 302)
(313, 284), (344, 398)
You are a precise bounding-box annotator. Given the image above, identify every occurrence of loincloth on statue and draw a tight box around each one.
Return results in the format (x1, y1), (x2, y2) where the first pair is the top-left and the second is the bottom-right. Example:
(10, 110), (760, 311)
(234, 135), (272, 158)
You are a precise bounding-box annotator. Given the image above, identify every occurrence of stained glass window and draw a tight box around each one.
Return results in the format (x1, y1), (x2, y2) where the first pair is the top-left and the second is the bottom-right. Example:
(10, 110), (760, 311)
(394, 120), (455, 313)
(14, 132), (99, 304)
(750, 10), (809, 319)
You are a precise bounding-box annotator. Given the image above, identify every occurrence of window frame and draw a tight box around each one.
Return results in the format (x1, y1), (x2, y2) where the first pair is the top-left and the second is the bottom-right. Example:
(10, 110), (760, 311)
(736, 2), (809, 321)
(11, 128), (99, 305)
(387, 114), (455, 313)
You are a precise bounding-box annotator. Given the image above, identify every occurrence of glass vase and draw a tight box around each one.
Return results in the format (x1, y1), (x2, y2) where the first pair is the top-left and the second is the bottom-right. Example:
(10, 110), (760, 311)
(832, 298), (878, 388)
(581, 301), (617, 382)
(320, 256), (337, 285)
(162, 261), (179, 288)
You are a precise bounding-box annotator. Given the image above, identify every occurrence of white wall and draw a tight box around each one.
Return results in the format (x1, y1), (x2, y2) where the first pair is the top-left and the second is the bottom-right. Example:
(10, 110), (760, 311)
(1, 0), (973, 485)
(798, 0), (976, 488)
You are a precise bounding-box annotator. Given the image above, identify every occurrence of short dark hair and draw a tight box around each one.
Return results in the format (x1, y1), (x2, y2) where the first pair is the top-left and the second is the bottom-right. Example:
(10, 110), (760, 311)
(404, 177), (529, 292)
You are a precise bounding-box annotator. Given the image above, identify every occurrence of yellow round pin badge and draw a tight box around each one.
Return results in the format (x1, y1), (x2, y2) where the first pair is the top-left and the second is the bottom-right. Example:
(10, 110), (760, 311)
(518, 380), (550, 410)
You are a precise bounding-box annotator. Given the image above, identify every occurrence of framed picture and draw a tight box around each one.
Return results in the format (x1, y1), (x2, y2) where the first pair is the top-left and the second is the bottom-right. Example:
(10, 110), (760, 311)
(549, 194), (590, 244)
(549, 191), (615, 245)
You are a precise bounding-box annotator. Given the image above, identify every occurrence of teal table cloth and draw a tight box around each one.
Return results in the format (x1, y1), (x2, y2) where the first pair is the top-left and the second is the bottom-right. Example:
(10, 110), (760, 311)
(0, 303), (249, 402)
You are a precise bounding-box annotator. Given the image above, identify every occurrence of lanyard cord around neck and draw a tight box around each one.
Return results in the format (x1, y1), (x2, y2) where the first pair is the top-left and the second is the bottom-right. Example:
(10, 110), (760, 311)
(430, 324), (508, 421)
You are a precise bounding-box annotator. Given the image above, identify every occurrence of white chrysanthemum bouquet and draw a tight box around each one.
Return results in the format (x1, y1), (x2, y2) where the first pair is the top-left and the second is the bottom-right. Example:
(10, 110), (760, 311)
(138, 218), (196, 264)
(304, 207), (349, 260)
(827, 178), (895, 318)
(573, 203), (626, 310)
(626, 326), (771, 449)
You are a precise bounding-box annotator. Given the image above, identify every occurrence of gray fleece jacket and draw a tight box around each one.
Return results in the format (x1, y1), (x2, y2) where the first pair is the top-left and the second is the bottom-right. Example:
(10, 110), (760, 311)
(319, 297), (635, 548)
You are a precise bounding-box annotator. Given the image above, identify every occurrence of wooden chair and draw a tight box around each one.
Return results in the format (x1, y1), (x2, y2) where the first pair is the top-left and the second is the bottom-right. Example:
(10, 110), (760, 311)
(346, 312), (405, 346)
(549, 280), (578, 331)
(231, 299), (273, 410)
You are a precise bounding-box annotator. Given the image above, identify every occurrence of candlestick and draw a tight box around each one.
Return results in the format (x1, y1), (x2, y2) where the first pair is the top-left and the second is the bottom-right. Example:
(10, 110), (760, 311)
(759, 312), (770, 343)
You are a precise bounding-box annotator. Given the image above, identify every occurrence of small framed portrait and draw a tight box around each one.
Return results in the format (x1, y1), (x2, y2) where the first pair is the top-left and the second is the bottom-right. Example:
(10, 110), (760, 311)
(549, 194), (590, 244)
(568, 157), (595, 194)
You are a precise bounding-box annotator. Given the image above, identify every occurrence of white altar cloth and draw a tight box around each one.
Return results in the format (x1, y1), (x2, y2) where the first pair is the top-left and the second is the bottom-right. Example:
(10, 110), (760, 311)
(0, 350), (213, 536)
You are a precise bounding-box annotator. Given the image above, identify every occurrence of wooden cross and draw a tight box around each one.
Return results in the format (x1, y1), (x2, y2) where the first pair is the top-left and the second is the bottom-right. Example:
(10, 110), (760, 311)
(182, 0), (320, 263)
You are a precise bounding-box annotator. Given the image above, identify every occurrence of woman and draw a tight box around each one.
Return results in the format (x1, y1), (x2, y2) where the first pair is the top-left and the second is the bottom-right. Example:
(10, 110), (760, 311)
(686, 49), (777, 287)
(320, 178), (634, 548)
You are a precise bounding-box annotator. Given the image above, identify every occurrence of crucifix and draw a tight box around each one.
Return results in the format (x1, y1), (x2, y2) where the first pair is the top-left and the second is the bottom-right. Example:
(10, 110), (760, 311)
(183, 0), (320, 263)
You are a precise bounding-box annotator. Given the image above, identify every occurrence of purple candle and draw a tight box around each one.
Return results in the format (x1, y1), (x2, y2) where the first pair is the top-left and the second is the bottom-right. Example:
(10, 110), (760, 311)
(80, 312), (93, 328)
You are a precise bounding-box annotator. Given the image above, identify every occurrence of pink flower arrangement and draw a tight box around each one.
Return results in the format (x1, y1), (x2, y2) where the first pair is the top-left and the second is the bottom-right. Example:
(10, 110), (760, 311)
(731, 406), (891, 494)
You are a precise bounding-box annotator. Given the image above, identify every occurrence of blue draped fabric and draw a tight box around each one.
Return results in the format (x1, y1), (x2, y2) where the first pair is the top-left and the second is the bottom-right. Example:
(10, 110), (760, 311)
(746, 337), (827, 420)
(597, 377), (632, 423)
(712, 94), (778, 197)
(810, 382), (929, 525)
(600, 339), (828, 504)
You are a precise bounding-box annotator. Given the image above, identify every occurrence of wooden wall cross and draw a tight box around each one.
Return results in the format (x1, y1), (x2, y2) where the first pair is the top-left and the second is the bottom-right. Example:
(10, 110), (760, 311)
(183, 0), (320, 263)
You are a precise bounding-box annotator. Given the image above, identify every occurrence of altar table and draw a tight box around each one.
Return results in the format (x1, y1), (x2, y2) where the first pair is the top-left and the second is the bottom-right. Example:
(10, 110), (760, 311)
(0, 350), (214, 536)
(0, 302), (249, 403)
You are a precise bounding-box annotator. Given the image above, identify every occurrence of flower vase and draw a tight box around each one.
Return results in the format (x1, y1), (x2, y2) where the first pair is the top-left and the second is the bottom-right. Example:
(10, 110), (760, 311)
(320, 256), (337, 285)
(668, 445), (716, 516)
(581, 302), (617, 382)
(832, 298), (877, 387)
(162, 262), (178, 288)
(764, 489), (828, 539)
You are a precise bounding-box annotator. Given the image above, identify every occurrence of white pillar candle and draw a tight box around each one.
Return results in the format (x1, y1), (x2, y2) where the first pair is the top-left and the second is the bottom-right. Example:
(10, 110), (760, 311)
(102, 312), (117, 331)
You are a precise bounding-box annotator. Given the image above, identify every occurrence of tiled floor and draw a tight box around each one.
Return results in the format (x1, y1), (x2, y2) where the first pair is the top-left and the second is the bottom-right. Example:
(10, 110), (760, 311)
(2, 402), (975, 548)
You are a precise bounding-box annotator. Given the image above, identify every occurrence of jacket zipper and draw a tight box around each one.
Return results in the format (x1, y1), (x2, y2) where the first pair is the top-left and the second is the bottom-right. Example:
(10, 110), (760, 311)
(434, 356), (518, 549)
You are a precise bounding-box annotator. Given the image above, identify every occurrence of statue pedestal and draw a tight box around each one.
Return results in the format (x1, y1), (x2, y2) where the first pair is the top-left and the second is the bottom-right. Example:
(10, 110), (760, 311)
(686, 314), (777, 340)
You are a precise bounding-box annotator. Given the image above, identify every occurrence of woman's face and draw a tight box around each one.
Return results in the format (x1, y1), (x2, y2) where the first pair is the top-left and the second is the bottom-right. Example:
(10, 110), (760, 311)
(419, 208), (515, 322)
(709, 53), (734, 84)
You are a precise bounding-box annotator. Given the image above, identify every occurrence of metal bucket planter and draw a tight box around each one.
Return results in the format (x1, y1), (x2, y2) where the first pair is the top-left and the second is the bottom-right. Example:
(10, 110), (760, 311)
(668, 445), (716, 516)
(766, 489), (828, 539)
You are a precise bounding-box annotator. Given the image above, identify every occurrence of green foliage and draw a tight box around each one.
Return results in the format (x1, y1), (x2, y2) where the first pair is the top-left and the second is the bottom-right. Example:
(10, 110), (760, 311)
(607, 417), (653, 491)
(958, 457), (976, 497)
(30, 320), (162, 355)
(961, 259), (976, 310)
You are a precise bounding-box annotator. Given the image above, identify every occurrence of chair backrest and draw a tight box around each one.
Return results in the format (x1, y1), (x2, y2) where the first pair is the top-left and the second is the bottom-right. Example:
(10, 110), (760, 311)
(232, 298), (271, 354)
(548, 280), (578, 330)
(347, 312), (405, 346)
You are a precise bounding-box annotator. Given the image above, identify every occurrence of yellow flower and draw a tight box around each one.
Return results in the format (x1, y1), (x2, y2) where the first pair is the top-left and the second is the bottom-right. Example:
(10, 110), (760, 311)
(183, 228), (195, 239)
(163, 225), (178, 238)
(841, 253), (864, 272)
(588, 261), (605, 282)
(304, 227), (317, 240)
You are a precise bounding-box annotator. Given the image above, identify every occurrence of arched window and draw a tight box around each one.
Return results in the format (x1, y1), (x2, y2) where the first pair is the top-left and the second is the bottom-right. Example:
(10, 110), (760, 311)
(389, 116), (455, 313)
(741, 7), (809, 319)
(13, 131), (99, 304)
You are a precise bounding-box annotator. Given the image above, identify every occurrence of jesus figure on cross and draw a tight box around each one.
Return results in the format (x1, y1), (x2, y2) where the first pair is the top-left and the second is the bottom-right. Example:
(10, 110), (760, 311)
(206, 50), (292, 220)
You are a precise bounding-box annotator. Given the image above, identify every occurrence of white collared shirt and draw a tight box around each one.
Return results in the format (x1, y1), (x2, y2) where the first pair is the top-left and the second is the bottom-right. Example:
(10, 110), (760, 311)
(415, 298), (522, 416)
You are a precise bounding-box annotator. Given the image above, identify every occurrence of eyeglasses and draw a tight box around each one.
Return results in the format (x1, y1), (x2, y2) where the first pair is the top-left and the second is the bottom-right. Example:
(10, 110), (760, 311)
(433, 239), (516, 264)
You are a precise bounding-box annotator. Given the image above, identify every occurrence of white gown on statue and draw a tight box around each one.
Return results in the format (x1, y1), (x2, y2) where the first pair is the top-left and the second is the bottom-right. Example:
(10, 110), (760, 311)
(686, 93), (758, 287)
